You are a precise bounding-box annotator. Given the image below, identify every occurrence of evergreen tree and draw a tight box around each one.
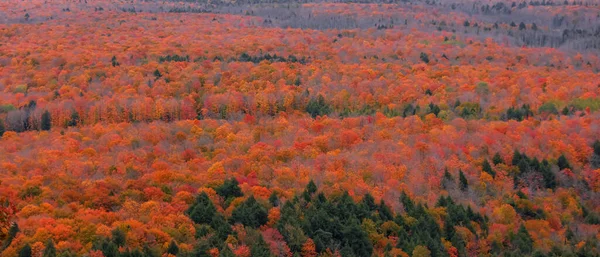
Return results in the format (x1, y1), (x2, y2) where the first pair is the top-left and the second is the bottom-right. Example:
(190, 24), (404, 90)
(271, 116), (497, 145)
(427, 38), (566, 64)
(400, 191), (415, 215)
(342, 218), (373, 256)
(250, 235), (272, 257)
(216, 178), (243, 200)
(306, 180), (318, 195)
(482, 159), (496, 178)
(111, 228), (126, 247)
(41, 110), (51, 131)
(68, 110), (80, 127)
(513, 224), (534, 254)
(153, 69), (162, 80)
(167, 240), (179, 255)
(361, 193), (377, 212)
(186, 192), (217, 224)
(493, 152), (504, 165)
(0, 119), (5, 137)
(19, 243), (32, 257)
(420, 52), (430, 64)
(593, 140), (600, 156)
(443, 168), (453, 182)
(378, 200), (394, 221)
(3, 223), (19, 249)
(230, 196), (268, 228)
(459, 170), (469, 191)
(193, 241), (212, 257)
(43, 240), (56, 257)
(269, 192), (280, 207)
(219, 245), (235, 257)
(111, 56), (119, 67)
(557, 154), (571, 170)
(305, 95), (331, 118)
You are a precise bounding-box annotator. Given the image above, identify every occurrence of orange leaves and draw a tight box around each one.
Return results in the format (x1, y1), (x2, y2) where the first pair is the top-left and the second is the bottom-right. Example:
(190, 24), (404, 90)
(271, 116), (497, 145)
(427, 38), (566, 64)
(301, 238), (317, 257)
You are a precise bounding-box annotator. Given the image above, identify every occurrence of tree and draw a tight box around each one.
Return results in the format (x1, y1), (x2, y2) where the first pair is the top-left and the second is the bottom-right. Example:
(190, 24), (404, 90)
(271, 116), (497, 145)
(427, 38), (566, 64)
(459, 170), (468, 191)
(19, 243), (32, 257)
(269, 192), (279, 207)
(111, 56), (119, 67)
(216, 178), (243, 200)
(250, 235), (272, 257)
(342, 218), (373, 257)
(412, 245), (431, 257)
(167, 240), (179, 255)
(493, 153), (504, 165)
(219, 245), (235, 257)
(301, 238), (317, 257)
(306, 180), (317, 195)
(482, 159), (496, 178)
(68, 110), (80, 127)
(420, 52), (430, 64)
(153, 69), (162, 80)
(512, 224), (534, 254)
(186, 192), (217, 224)
(111, 228), (126, 247)
(0, 119), (4, 137)
(231, 196), (268, 228)
(41, 110), (51, 131)
(306, 95), (331, 118)
(519, 22), (526, 30)
(557, 154), (571, 170)
(43, 240), (56, 257)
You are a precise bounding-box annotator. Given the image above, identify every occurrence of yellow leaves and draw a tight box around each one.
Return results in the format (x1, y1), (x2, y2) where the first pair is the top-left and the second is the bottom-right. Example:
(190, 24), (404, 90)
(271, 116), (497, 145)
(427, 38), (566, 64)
(191, 125), (204, 137)
(207, 162), (226, 182)
(492, 204), (517, 225)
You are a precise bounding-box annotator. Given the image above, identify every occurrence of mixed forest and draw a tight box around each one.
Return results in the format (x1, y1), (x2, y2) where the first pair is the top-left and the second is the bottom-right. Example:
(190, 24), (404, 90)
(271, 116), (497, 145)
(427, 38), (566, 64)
(1, 0), (600, 256)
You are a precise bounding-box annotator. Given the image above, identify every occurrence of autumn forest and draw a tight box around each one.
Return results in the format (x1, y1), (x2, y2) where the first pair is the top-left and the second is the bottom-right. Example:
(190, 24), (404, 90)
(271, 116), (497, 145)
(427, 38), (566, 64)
(0, 0), (600, 256)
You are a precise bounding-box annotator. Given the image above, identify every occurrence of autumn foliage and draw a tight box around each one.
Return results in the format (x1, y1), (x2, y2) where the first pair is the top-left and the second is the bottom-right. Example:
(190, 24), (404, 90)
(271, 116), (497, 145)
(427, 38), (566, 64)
(1, 0), (600, 256)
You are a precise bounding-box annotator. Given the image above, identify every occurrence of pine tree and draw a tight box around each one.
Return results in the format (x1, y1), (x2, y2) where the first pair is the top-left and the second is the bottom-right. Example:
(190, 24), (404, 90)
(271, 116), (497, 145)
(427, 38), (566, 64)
(19, 243), (32, 257)
(557, 154), (571, 170)
(167, 240), (179, 255)
(230, 196), (268, 228)
(219, 245), (235, 257)
(68, 110), (80, 127)
(482, 159), (496, 178)
(153, 69), (162, 80)
(513, 224), (534, 254)
(306, 180), (317, 195)
(216, 178), (243, 200)
(43, 240), (56, 257)
(459, 170), (469, 191)
(493, 152), (504, 165)
(111, 228), (126, 247)
(41, 110), (51, 131)
(250, 235), (272, 257)
(0, 119), (5, 137)
(186, 192), (217, 224)
(342, 218), (373, 257)
(269, 192), (279, 207)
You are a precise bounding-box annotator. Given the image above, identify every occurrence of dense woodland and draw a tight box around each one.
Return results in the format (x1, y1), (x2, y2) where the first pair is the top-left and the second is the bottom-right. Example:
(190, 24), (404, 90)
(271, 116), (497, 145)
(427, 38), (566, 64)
(1, 0), (600, 256)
